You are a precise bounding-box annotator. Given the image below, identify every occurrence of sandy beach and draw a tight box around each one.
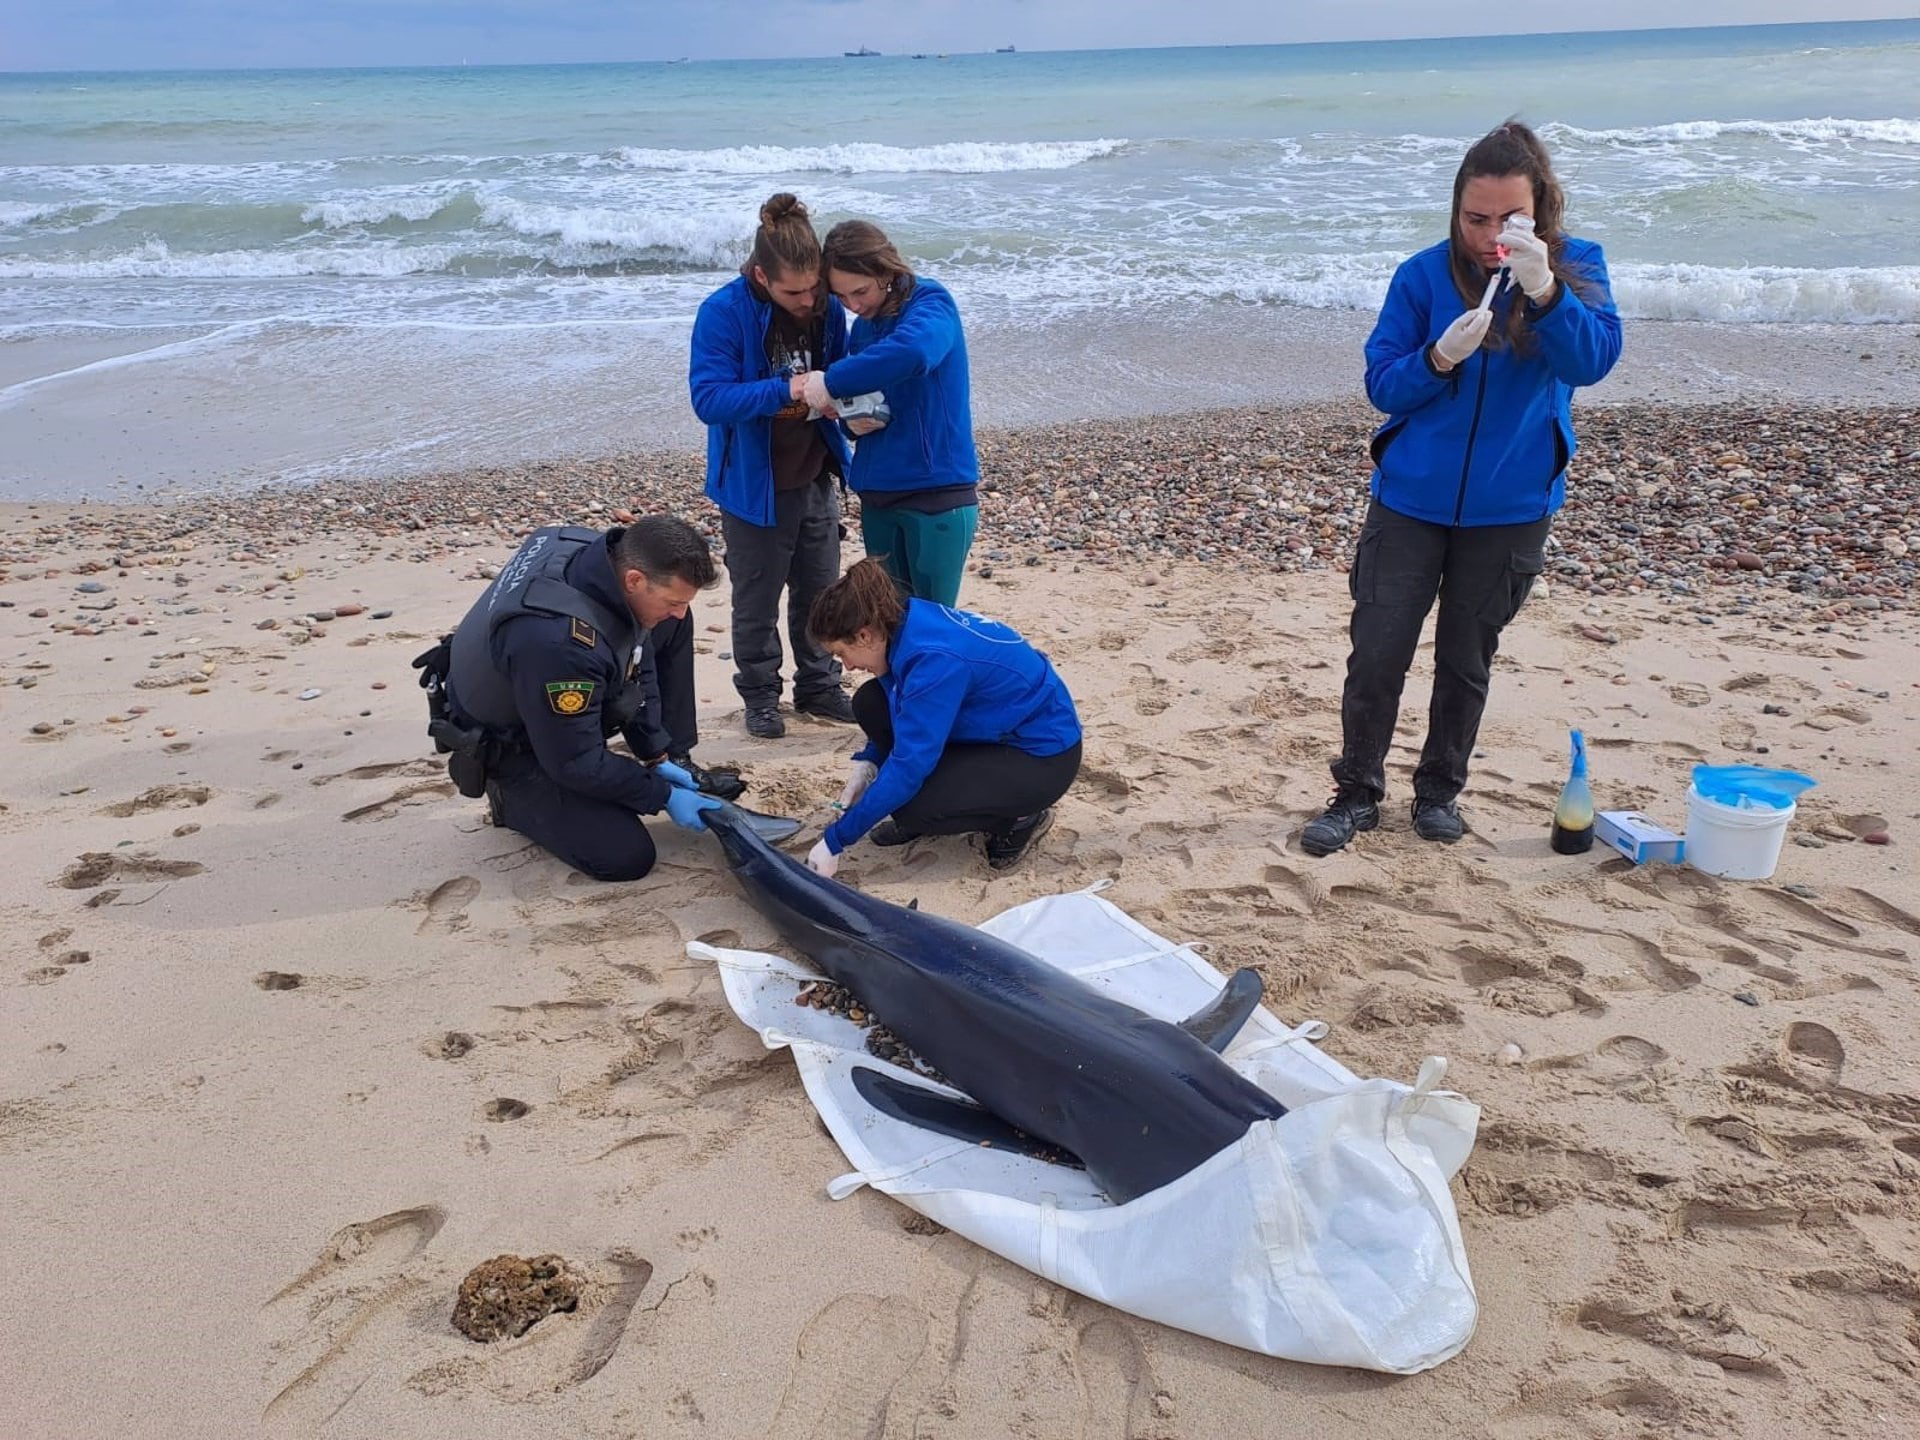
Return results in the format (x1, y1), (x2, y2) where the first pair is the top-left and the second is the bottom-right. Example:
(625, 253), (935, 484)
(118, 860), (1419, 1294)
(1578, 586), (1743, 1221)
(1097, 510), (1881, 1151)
(3, 401), (1918, 1439)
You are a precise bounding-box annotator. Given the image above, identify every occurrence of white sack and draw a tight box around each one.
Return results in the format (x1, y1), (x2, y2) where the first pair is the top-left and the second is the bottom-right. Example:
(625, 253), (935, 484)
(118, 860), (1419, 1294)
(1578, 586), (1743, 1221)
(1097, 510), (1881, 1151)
(689, 885), (1480, 1373)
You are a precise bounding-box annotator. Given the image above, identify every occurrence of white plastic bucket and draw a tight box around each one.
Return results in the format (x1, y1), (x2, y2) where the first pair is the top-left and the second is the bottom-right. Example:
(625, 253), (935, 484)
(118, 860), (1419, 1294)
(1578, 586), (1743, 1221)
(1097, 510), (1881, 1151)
(1684, 784), (1796, 881)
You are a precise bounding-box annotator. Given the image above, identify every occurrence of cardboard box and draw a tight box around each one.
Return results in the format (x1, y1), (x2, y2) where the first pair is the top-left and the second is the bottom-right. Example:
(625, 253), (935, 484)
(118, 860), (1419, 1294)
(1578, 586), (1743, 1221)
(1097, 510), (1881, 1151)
(1596, 810), (1685, 865)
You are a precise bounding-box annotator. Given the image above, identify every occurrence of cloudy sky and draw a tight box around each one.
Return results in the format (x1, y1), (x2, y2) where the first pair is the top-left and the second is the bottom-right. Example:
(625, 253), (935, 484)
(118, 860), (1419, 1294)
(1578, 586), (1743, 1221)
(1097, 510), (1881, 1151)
(6, 0), (1917, 71)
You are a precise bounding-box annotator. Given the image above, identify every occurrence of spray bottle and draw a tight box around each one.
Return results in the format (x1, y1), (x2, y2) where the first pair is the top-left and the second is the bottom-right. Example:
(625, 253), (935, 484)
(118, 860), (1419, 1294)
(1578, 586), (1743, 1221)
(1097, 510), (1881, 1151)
(1551, 728), (1595, 855)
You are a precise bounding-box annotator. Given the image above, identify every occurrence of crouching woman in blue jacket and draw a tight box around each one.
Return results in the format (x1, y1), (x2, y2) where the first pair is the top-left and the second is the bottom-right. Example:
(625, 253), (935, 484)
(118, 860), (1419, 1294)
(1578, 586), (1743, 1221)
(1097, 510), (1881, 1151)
(803, 558), (1081, 876)
(1302, 120), (1622, 857)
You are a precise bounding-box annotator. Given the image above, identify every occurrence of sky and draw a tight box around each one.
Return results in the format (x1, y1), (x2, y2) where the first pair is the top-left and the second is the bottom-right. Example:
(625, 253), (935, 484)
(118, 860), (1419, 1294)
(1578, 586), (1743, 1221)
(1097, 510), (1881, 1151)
(4, 0), (1918, 71)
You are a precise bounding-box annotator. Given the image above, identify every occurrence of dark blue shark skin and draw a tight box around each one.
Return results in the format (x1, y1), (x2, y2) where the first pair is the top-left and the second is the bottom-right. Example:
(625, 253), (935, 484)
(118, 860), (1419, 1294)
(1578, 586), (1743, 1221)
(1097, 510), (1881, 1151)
(704, 806), (1287, 1204)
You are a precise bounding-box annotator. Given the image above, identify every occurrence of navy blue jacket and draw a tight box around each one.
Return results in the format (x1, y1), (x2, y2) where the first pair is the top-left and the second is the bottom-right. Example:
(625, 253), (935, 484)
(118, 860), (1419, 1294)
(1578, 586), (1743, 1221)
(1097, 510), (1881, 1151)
(486, 537), (672, 815)
(822, 276), (979, 498)
(1364, 237), (1622, 527)
(690, 275), (853, 527)
(826, 599), (1080, 853)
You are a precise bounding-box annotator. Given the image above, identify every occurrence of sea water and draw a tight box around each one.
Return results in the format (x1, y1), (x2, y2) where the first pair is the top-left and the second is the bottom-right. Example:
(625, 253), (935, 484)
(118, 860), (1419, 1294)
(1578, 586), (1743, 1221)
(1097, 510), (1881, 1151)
(2, 20), (1917, 497)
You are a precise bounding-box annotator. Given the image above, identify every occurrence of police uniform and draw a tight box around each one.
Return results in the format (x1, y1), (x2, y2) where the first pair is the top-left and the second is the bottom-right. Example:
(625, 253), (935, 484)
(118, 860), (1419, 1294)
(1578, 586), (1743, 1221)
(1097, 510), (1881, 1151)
(444, 525), (700, 882)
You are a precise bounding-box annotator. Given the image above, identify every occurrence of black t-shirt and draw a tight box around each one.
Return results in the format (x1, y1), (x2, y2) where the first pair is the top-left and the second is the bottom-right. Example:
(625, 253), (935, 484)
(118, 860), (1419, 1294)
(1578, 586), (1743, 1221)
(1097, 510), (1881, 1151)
(765, 305), (831, 492)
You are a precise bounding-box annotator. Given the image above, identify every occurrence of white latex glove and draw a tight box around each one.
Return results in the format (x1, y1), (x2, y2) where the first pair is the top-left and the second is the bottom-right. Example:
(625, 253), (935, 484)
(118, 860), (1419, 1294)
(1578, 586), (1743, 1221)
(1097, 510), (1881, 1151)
(806, 838), (840, 878)
(836, 759), (878, 811)
(800, 370), (834, 412)
(1497, 221), (1554, 300)
(1432, 307), (1493, 367)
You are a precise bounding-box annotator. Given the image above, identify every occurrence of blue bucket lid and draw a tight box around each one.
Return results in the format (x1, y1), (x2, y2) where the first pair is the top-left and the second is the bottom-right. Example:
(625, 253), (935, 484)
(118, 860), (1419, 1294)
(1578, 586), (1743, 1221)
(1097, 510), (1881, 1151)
(1692, 764), (1817, 810)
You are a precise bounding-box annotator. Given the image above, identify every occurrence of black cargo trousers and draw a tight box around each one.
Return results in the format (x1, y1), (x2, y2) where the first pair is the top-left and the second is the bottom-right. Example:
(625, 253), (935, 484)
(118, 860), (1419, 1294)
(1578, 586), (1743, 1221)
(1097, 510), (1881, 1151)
(1328, 498), (1550, 807)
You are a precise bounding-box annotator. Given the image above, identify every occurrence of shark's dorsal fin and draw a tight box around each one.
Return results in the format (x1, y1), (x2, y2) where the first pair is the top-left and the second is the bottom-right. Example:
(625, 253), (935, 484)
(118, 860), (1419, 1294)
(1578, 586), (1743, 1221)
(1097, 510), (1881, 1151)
(1178, 968), (1264, 1053)
(851, 1067), (1084, 1170)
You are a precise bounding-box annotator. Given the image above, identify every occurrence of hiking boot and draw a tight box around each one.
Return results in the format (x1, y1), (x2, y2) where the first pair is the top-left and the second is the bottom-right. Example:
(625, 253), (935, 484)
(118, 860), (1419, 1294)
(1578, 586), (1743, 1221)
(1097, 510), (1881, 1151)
(1412, 797), (1465, 843)
(869, 818), (921, 848)
(986, 809), (1055, 870)
(795, 688), (856, 724)
(669, 754), (745, 802)
(485, 780), (506, 828)
(1299, 790), (1379, 857)
(744, 705), (785, 740)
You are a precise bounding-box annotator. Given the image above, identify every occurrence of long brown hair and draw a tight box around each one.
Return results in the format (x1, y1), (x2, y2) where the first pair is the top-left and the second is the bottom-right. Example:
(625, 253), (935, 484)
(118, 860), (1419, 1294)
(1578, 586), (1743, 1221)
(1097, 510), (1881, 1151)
(822, 219), (916, 318)
(748, 192), (822, 285)
(808, 557), (906, 645)
(1448, 120), (1600, 354)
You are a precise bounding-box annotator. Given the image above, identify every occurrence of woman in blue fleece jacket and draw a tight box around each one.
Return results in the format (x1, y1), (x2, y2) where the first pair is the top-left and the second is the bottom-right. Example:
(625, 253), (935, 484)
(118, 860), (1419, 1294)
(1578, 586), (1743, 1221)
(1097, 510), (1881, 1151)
(1301, 120), (1623, 858)
(799, 220), (980, 607)
(800, 558), (1081, 876)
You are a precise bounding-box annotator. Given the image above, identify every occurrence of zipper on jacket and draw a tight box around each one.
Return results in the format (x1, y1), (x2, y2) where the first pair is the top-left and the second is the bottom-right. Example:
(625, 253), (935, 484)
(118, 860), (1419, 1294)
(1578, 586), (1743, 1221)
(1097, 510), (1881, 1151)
(1451, 353), (1492, 527)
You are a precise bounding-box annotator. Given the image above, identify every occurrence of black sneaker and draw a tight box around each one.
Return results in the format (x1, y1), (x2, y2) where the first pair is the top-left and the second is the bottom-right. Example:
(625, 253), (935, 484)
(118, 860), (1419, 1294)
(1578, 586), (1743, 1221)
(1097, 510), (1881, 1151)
(986, 809), (1055, 870)
(745, 705), (785, 740)
(669, 754), (745, 802)
(1412, 797), (1465, 843)
(795, 688), (856, 724)
(869, 819), (921, 847)
(1299, 791), (1379, 857)
(485, 780), (506, 828)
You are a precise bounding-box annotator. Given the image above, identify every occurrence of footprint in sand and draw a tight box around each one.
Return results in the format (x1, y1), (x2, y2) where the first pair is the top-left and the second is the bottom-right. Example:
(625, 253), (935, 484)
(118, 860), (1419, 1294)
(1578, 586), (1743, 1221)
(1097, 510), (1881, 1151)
(1127, 664), (1171, 717)
(255, 971), (304, 991)
(1784, 1022), (1845, 1087)
(1799, 704), (1872, 732)
(57, 851), (205, 890)
(482, 1098), (532, 1121)
(425, 1032), (476, 1060)
(764, 1295), (929, 1440)
(98, 784), (211, 818)
(1072, 1316), (1173, 1440)
(416, 875), (479, 935)
(1666, 682), (1711, 708)
(343, 778), (456, 822)
(312, 758), (445, 787)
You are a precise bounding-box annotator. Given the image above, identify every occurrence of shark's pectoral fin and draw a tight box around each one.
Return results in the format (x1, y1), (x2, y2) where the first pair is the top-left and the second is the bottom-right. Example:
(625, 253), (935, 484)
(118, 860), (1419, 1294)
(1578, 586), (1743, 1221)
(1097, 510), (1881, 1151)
(1179, 968), (1264, 1052)
(716, 802), (805, 844)
(850, 1067), (1085, 1170)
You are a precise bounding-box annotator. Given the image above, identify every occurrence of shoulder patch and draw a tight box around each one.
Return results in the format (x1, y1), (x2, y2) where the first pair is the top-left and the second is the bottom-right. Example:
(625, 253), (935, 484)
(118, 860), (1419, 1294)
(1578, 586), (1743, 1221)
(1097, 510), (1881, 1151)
(569, 616), (598, 649)
(546, 680), (596, 716)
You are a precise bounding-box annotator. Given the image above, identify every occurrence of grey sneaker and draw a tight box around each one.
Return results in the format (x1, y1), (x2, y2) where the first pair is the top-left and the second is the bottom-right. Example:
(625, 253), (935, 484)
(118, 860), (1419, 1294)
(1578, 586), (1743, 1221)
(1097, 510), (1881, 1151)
(1299, 791), (1380, 857)
(744, 705), (785, 740)
(1412, 798), (1465, 843)
(986, 809), (1055, 870)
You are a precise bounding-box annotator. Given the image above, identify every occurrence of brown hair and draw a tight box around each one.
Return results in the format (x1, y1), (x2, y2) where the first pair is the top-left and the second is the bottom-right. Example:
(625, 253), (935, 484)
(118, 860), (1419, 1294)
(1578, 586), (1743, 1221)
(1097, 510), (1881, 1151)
(747, 192), (822, 285)
(821, 219), (916, 318)
(1448, 120), (1601, 355)
(808, 557), (906, 645)
(612, 515), (717, 590)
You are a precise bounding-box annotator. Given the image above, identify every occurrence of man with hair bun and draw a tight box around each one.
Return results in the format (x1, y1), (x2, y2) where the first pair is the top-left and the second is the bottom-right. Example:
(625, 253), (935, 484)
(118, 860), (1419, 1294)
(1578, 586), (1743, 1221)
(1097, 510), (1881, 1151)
(691, 191), (857, 741)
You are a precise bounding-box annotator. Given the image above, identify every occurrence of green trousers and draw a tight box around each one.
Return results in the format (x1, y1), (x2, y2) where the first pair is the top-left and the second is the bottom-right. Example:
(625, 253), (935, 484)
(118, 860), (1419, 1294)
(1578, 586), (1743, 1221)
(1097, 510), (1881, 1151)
(858, 502), (979, 606)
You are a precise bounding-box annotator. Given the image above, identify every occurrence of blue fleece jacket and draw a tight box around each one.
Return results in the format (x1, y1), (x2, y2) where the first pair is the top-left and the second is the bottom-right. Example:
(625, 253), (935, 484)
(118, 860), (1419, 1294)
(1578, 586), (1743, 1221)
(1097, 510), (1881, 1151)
(690, 275), (853, 527)
(1363, 237), (1622, 527)
(825, 599), (1080, 853)
(821, 276), (979, 498)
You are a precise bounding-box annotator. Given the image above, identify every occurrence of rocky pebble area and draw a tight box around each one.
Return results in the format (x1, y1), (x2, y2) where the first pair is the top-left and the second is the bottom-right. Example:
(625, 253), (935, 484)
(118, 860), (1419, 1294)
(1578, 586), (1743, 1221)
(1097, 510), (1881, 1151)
(794, 980), (947, 1083)
(2, 402), (1913, 633)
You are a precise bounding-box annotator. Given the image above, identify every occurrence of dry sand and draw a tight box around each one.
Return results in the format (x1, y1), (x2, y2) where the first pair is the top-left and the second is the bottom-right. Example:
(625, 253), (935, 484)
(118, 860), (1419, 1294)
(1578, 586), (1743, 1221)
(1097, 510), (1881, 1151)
(2, 491), (1917, 1440)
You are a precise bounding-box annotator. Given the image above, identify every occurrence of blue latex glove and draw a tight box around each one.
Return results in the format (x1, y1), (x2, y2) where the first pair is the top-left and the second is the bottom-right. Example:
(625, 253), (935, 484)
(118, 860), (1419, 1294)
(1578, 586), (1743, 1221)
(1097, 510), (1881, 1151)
(654, 759), (697, 791)
(665, 787), (723, 831)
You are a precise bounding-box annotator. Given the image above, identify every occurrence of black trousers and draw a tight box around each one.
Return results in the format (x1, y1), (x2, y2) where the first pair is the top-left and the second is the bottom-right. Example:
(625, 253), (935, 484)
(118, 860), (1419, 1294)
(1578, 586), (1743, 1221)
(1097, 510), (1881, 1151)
(618, 611), (698, 761)
(721, 476), (843, 707)
(1330, 499), (1549, 806)
(490, 612), (700, 884)
(853, 679), (1081, 836)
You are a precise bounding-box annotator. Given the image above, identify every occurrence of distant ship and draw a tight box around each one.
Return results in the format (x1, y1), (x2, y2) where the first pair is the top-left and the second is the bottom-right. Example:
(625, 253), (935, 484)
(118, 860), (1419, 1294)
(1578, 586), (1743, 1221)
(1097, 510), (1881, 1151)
(844, 45), (881, 57)
(995, 44), (1016, 53)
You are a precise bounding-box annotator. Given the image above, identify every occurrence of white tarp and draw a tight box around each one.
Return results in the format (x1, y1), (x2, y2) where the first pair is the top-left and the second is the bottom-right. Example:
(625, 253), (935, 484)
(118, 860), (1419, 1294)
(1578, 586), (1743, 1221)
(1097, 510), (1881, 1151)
(688, 884), (1481, 1373)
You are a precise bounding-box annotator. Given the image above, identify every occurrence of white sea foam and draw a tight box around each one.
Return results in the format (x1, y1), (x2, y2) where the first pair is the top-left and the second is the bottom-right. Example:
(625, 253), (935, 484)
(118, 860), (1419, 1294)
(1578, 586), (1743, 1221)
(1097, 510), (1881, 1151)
(0, 239), (473, 281)
(1609, 262), (1920, 324)
(302, 190), (467, 228)
(0, 201), (81, 227)
(476, 196), (746, 263)
(607, 139), (1129, 175)
(1546, 117), (1920, 147)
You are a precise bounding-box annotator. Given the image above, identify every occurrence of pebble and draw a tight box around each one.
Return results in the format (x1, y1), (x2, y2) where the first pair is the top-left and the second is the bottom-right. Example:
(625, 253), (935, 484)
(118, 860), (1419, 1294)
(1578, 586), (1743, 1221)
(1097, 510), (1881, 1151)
(1780, 883), (1818, 899)
(1733, 992), (1761, 1007)
(1496, 1041), (1525, 1066)
(297, 688), (323, 701)
(333, 603), (365, 617)
(77, 580), (106, 593)
(1862, 831), (1891, 846)
(371, 610), (393, 620)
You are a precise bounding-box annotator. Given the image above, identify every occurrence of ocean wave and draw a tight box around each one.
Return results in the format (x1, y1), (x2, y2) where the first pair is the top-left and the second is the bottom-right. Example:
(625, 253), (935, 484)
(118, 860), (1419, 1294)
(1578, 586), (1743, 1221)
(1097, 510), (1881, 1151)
(0, 200), (90, 228)
(302, 190), (474, 228)
(606, 138), (1129, 175)
(476, 196), (746, 264)
(1610, 262), (1920, 324)
(0, 239), (477, 281)
(1546, 117), (1920, 147)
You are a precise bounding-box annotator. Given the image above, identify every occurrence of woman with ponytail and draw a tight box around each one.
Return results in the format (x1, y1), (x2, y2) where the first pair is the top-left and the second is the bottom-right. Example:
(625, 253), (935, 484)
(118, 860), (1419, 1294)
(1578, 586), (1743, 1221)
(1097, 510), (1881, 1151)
(690, 192), (856, 742)
(802, 559), (1081, 877)
(1301, 120), (1622, 858)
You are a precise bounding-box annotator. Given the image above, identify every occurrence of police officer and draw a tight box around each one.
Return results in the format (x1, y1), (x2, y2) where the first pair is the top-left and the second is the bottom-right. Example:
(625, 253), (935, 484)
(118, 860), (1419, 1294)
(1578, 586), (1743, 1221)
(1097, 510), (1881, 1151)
(437, 515), (735, 882)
